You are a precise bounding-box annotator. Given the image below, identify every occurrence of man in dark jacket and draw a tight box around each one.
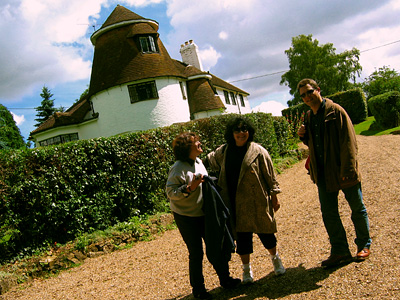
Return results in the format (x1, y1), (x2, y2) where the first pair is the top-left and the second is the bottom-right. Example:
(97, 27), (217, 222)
(297, 78), (371, 267)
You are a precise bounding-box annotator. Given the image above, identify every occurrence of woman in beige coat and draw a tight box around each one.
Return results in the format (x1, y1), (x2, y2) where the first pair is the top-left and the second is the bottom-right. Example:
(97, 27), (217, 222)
(205, 117), (285, 284)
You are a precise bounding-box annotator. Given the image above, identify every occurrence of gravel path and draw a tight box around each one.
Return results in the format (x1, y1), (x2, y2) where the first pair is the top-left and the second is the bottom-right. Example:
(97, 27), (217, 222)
(2, 135), (400, 300)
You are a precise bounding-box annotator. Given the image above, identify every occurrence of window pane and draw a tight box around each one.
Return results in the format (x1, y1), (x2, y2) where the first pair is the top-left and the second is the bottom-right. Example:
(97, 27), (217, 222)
(239, 94), (245, 107)
(224, 90), (230, 104)
(128, 81), (158, 103)
(140, 37), (149, 52)
(149, 36), (156, 52)
(230, 92), (237, 105)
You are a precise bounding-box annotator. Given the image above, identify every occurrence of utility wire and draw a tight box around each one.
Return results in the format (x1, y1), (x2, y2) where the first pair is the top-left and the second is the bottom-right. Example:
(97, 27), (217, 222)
(229, 39), (400, 83)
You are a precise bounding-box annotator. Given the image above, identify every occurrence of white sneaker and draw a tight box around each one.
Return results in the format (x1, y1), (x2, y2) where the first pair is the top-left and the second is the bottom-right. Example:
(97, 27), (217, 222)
(242, 264), (254, 284)
(271, 253), (286, 275)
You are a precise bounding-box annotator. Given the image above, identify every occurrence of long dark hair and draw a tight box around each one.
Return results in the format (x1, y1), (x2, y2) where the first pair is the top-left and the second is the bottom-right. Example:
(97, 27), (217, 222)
(224, 117), (255, 145)
(172, 132), (199, 161)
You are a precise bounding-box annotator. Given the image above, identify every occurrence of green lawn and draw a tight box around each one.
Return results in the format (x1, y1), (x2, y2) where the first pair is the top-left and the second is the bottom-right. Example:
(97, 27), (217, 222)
(354, 116), (400, 136)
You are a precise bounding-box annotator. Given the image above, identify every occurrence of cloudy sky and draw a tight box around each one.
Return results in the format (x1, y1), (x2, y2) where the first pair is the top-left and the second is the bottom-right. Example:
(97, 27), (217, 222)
(1, 0), (399, 142)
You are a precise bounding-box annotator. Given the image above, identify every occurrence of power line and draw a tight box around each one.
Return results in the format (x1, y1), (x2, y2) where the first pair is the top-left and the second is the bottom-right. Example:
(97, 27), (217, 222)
(229, 39), (400, 83)
(229, 70), (288, 83)
(360, 39), (400, 53)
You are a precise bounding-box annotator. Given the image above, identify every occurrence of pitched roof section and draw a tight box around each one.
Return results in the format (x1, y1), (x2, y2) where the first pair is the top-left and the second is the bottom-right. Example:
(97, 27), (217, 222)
(210, 74), (249, 95)
(30, 98), (95, 135)
(187, 79), (225, 114)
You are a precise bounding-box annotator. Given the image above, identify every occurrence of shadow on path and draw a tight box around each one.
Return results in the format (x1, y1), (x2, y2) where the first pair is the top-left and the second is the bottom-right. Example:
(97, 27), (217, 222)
(166, 261), (353, 300)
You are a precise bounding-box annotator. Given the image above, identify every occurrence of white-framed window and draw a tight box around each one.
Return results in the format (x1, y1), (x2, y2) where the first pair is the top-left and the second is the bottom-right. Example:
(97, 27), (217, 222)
(224, 90), (230, 104)
(239, 94), (245, 107)
(39, 133), (79, 147)
(128, 81), (159, 103)
(139, 36), (158, 53)
(230, 92), (237, 105)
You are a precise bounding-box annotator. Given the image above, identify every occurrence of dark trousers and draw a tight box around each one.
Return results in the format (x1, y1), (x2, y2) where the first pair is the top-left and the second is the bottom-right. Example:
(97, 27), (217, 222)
(173, 212), (230, 292)
(236, 232), (277, 255)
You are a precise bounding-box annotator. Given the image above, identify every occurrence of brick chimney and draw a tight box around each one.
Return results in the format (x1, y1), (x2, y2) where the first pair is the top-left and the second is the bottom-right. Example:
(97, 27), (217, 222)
(179, 40), (203, 71)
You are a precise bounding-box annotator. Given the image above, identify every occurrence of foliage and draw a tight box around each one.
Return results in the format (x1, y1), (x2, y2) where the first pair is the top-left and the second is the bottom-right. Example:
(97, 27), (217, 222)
(0, 112), (297, 263)
(0, 105), (26, 149)
(75, 86), (89, 104)
(34, 86), (57, 128)
(361, 66), (400, 100)
(280, 34), (362, 106)
(327, 88), (367, 124)
(354, 116), (400, 136)
(284, 110), (305, 138)
(282, 88), (367, 125)
(368, 91), (400, 128)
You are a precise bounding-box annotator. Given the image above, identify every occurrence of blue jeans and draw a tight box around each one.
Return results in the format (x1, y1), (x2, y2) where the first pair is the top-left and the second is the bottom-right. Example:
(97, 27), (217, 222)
(317, 181), (371, 255)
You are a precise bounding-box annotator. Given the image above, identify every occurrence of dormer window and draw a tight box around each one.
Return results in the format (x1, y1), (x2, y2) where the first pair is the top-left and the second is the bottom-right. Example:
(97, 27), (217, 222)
(139, 35), (159, 53)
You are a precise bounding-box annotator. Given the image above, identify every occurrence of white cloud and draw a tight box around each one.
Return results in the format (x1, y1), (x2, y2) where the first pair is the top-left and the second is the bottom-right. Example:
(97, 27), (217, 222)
(0, 0), (104, 101)
(218, 31), (228, 40)
(252, 101), (287, 116)
(11, 112), (25, 126)
(198, 46), (221, 71)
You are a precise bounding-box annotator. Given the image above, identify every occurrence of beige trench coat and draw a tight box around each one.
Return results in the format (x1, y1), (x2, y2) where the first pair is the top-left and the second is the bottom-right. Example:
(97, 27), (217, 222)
(206, 142), (281, 234)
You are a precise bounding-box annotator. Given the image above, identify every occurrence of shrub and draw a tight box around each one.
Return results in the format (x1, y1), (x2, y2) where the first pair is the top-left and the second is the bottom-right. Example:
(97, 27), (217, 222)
(368, 91), (400, 128)
(0, 112), (294, 263)
(282, 88), (368, 125)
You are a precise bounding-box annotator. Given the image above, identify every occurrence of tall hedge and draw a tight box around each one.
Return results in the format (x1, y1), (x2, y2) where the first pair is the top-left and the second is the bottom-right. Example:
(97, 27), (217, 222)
(0, 112), (296, 263)
(368, 91), (400, 128)
(282, 88), (368, 124)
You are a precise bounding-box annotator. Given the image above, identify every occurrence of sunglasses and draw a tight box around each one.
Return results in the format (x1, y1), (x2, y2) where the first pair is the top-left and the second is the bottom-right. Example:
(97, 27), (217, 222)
(233, 127), (248, 133)
(300, 89), (315, 98)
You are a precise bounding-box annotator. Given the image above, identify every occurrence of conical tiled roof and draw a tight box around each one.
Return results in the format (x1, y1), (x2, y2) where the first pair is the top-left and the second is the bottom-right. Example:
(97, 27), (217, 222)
(101, 5), (150, 29)
(90, 5), (158, 45)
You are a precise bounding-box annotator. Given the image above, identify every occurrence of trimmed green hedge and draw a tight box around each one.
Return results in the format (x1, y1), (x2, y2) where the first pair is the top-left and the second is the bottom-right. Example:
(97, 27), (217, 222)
(282, 88), (368, 124)
(368, 91), (400, 128)
(0, 112), (296, 263)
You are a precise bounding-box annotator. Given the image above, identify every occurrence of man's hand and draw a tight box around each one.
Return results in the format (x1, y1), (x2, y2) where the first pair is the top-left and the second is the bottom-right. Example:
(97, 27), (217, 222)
(297, 124), (306, 138)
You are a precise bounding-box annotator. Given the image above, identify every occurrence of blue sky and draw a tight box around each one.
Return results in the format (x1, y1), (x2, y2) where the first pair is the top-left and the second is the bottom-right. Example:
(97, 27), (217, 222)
(1, 0), (400, 143)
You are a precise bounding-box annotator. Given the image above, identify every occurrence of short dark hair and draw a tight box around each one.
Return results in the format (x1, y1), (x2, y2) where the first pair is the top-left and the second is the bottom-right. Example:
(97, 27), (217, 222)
(224, 117), (255, 145)
(297, 78), (320, 93)
(172, 132), (199, 161)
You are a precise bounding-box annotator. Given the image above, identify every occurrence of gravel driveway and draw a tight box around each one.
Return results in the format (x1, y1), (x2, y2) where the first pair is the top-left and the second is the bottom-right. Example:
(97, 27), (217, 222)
(2, 135), (399, 300)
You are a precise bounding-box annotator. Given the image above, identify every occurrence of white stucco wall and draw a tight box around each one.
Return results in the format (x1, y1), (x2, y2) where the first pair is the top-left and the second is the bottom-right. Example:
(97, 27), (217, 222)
(90, 77), (190, 138)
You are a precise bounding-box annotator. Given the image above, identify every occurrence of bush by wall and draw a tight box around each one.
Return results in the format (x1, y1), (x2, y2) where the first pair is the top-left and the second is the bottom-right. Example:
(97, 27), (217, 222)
(0, 112), (297, 263)
(368, 91), (400, 128)
(282, 88), (368, 125)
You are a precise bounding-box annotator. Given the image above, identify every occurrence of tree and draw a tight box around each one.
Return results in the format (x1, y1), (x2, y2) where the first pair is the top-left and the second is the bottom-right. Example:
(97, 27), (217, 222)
(361, 66), (400, 100)
(34, 86), (57, 127)
(280, 34), (362, 106)
(0, 104), (26, 149)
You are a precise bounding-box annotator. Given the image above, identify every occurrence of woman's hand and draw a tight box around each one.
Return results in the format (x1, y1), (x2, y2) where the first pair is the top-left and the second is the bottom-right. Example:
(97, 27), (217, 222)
(271, 194), (281, 212)
(188, 174), (204, 192)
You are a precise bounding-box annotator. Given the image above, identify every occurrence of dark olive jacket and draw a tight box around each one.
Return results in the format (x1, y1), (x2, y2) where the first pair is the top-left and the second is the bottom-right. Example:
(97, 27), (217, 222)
(302, 98), (361, 192)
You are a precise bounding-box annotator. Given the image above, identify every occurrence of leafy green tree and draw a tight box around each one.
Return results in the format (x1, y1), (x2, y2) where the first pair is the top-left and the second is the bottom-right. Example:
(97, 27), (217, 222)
(280, 34), (362, 106)
(34, 86), (57, 127)
(0, 104), (25, 149)
(75, 86), (89, 104)
(361, 66), (400, 100)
